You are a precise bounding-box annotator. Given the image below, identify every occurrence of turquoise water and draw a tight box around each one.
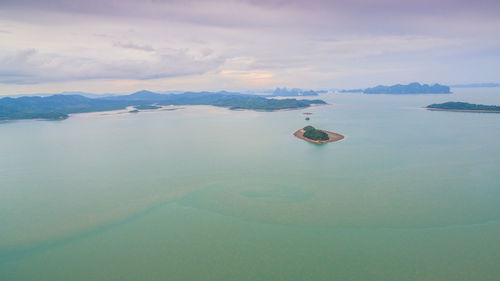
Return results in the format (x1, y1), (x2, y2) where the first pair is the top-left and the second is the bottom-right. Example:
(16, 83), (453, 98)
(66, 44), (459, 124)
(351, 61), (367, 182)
(1, 89), (500, 280)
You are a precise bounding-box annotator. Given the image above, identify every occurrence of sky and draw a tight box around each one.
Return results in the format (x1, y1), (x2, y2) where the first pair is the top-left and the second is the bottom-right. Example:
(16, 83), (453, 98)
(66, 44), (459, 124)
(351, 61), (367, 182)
(0, 0), (499, 95)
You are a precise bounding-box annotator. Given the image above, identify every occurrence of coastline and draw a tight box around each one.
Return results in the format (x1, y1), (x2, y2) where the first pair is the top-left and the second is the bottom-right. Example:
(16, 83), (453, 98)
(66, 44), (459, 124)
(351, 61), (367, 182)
(424, 107), (500, 113)
(2, 103), (326, 122)
(230, 106), (310, 112)
(293, 129), (344, 144)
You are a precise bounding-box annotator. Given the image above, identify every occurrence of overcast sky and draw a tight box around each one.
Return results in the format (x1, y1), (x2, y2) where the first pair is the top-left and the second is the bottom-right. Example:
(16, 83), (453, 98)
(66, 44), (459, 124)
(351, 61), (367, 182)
(0, 0), (499, 94)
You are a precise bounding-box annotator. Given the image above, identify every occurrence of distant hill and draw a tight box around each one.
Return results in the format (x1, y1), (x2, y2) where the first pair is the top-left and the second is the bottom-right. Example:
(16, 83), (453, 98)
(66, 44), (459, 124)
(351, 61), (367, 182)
(0, 91), (326, 121)
(0, 95), (129, 120)
(2, 91), (117, 99)
(364, 83), (451, 94)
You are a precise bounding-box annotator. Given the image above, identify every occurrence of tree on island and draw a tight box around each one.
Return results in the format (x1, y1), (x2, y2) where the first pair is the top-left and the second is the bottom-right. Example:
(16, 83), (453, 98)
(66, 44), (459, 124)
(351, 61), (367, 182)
(303, 126), (329, 141)
(426, 102), (500, 112)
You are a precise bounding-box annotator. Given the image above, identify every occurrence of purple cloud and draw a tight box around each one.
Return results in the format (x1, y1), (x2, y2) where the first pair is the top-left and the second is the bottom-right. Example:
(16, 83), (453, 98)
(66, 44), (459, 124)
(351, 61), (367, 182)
(0, 0), (498, 91)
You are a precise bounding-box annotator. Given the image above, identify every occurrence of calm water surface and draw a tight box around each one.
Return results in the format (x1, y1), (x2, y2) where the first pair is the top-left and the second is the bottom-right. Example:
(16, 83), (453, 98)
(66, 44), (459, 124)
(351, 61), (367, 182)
(1, 89), (500, 280)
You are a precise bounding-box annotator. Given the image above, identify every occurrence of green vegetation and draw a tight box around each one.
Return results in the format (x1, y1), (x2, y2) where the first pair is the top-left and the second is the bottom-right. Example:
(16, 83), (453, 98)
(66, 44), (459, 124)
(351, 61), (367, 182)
(426, 102), (500, 112)
(0, 91), (327, 121)
(0, 95), (125, 121)
(226, 97), (323, 111)
(303, 126), (329, 141)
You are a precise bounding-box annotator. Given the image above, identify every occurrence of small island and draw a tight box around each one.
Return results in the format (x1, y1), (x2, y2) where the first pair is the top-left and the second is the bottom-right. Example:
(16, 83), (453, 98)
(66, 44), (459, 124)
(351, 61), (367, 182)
(425, 102), (500, 113)
(293, 126), (344, 144)
(134, 104), (161, 110)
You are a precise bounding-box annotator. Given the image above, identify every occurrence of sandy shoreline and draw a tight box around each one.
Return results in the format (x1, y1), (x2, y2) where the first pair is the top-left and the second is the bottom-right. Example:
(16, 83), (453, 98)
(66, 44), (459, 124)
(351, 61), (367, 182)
(293, 129), (344, 144)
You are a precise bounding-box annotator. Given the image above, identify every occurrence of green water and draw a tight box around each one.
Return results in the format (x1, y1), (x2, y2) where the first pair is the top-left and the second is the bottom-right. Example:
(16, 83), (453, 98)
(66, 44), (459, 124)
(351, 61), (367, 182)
(1, 89), (500, 280)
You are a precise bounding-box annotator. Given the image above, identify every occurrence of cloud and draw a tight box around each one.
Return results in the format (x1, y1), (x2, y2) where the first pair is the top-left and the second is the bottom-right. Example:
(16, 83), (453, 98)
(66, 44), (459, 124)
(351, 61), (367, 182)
(113, 41), (155, 52)
(1, 0), (498, 36)
(0, 48), (225, 84)
(0, 0), (498, 91)
(2, 0), (499, 24)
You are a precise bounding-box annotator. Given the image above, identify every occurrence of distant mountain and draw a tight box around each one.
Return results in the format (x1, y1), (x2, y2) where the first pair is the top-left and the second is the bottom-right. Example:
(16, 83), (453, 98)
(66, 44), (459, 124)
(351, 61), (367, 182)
(114, 90), (166, 101)
(450, 83), (500, 88)
(57, 91), (119, 98)
(339, 89), (363, 93)
(272, 88), (319, 96)
(364, 83), (451, 94)
(2, 91), (117, 99)
(0, 90), (326, 121)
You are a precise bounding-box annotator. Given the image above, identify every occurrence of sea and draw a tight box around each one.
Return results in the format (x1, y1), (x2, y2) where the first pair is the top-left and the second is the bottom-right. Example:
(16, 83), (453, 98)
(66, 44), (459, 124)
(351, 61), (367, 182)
(1, 88), (499, 280)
